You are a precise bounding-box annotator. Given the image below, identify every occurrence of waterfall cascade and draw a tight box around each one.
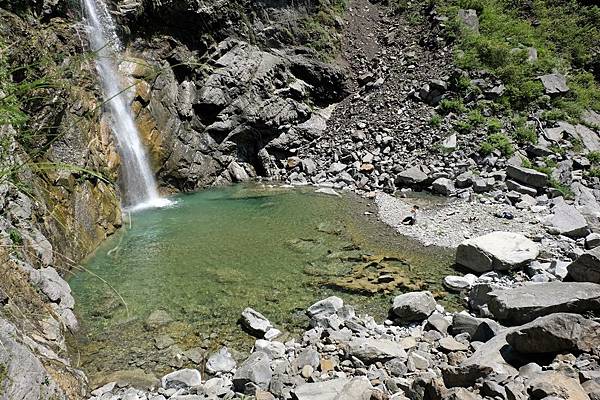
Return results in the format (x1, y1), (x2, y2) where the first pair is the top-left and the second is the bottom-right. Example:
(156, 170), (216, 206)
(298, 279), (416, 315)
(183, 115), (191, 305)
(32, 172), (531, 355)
(80, 0), (171, 211)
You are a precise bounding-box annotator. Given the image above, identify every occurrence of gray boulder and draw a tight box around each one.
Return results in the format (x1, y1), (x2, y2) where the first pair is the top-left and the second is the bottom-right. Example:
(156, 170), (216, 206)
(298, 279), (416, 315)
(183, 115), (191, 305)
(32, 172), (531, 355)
(486, 281), (600, 325)
(161, 369), (202, 389)
(241, 308), (273, 338)
(291, 377), (373, 400)
(458, 9), (479, 33)
(346, 338), (407, 363)
(575, 124), (600, 153)
(390, 291), (437, 323)
(456, 231), (539, 273)
(543, 204), (589, 238)
(432, 177), (455, 196)
(232, 351), (272, 393)
(568, 246), (600, 284)
(506, 165), (548, 188)
(307, 296), (344, 325)
(452, 313), (503, 342)
(206, 347), (236, 374)
(539, 73), (570, 94)
(506, 313), (600, 354)
(396, 165), (429, 186)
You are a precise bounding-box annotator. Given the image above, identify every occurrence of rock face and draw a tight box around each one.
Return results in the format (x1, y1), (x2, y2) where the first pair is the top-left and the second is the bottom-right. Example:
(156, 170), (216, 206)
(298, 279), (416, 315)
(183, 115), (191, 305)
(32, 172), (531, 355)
(390, 291), (437, 322)
(456, 231), (539, 273)
(568, 247), (600, 283)
(485, 282), (600, 325)
(506, 313), (600, 353)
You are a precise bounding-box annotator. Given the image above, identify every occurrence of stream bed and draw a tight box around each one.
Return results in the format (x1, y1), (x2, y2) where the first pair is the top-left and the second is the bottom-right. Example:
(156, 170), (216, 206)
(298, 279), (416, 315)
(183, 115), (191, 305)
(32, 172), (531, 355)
(68, 184), (455, 385)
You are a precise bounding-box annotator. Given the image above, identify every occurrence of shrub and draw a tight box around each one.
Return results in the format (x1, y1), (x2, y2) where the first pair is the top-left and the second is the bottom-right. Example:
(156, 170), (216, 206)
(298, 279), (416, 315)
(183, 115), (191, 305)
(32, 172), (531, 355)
(513, 125), (538, 144)
(439, 98), (467, 115)
(9, 228), (23, 245)
(587, 151), (600, 165)
(467, 109), (485, 126)
(430, 114), (443, 127)
(480, 133), (514, 156)
(487, 118), (502, 133)
(454, 120), (473, 134)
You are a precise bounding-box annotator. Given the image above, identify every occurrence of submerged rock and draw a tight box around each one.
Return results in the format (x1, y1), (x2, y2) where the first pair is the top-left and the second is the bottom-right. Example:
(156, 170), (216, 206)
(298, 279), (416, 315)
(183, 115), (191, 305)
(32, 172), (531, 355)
(456, 231), (539, 273)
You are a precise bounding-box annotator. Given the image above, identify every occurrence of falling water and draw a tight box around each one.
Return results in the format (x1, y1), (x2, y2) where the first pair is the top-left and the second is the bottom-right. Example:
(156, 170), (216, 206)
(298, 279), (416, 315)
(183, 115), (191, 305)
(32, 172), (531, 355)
(80, 0), (171, 211)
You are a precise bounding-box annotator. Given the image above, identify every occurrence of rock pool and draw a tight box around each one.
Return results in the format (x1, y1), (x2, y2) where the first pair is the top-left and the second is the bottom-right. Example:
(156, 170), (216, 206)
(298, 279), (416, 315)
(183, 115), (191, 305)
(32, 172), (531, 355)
(68, 185), (455, 385)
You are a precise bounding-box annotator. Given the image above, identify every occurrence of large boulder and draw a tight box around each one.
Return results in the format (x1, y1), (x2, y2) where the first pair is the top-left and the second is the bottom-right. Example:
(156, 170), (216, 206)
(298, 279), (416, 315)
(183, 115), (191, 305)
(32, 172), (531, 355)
(161, 369), (202, 389)
(390, 291), (437, 323)
(240, 308), (273, 338)
(346, 338), (407, 363)
(506, 313), (600, 354)
(456, 232), (539, 273)
(538, 73), (570, 95)
(543, 203), (589, 238)
(232, 351), (272, 393)
(206, 347), (237, 374)
(306, 296), (344, 325)
(291, 377), (374, 400)
(568, 247), (600, 283)
(486, 282), (600, 325)
(395, 165), (429, 186)
(506, 165), (548, 188)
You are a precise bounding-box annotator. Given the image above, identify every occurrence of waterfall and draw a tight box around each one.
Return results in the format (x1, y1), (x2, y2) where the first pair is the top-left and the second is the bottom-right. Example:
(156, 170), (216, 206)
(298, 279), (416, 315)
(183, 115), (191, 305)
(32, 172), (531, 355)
(80, 0), (171, 211)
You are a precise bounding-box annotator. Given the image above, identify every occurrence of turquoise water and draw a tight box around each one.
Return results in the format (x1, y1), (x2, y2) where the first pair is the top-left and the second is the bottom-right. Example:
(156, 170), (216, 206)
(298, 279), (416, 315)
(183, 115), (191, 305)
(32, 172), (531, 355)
(68, 185), (454, 382)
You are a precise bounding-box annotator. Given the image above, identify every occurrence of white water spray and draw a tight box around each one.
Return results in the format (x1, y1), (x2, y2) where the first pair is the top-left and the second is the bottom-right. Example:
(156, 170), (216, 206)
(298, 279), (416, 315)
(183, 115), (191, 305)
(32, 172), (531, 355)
(80, 0), (172, 211)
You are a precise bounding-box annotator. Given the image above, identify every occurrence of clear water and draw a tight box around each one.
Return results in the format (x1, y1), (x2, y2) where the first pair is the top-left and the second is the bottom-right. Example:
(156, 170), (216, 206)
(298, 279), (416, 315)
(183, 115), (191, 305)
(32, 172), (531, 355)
(81, 0), (169, 209)
(68, 185), (455, 383)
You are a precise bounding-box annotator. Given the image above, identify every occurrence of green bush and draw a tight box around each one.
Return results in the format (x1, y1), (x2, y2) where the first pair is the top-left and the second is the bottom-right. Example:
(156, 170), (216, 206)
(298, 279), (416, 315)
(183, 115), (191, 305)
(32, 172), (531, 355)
(487, 118), (502, 133)
(9, 228), (23, 245)
(513, 124), (538, 144)
(439, 98), (467, 114)
(467, 109), (485, 126)
(587, 151), (600, 165)
(480, 133), (514, 156)
(454, 120), (473, 134)
(430, 114), (443, 127)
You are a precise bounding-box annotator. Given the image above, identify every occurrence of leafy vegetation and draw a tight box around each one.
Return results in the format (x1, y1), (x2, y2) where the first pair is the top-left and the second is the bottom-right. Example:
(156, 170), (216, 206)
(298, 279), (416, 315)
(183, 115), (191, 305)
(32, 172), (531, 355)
(439, 98), (467, 114)
(479, 132), (513, 156)
(430, 114), (443, 127)
(301, 0), (348, 58)
(435, 0), (600, 118)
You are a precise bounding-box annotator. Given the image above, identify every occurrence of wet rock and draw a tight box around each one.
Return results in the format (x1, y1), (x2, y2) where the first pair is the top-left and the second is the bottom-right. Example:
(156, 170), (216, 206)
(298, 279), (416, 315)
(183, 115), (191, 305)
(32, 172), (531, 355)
(390, 291), (437, 323)
(568, 246), (600, 283)
(456, 231), (539, 273)
(206, 347), (237, 374)
(543, 204), (589, 238)
(539, 73), (570, 94)
(232, 351), (272, 393)
(486, 282), (600, 325)
(506, 165), (548, 189)
(346, 338), (407, 363)
(241, 308), (273, 338)
(161, 369), (202, 389)
(506, 313), (600, 354)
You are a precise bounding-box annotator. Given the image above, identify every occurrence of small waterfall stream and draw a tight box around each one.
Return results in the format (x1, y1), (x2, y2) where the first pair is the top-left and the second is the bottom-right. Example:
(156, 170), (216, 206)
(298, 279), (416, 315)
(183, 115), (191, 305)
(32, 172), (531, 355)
(80, 0), (171, 211)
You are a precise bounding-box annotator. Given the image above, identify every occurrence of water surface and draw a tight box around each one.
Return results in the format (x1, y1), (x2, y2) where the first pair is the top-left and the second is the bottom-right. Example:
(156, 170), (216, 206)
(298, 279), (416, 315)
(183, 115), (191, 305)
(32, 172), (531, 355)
(69, 185), (454, 382)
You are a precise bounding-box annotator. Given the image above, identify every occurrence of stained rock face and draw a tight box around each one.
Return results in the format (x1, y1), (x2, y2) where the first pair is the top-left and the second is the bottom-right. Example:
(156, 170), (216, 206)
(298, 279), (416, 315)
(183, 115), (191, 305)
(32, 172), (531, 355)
(568, 246), (600, 283)
(456, 231), (539, 273)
